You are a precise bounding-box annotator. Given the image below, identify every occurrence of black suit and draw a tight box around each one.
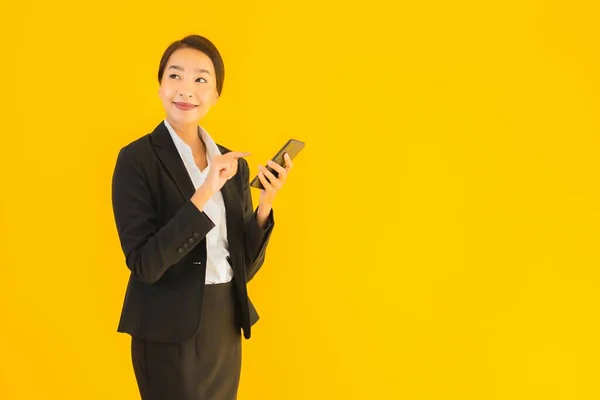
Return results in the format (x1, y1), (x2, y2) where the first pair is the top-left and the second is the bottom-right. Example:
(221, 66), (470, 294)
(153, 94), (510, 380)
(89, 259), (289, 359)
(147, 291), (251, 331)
(111, 121), (274, 343)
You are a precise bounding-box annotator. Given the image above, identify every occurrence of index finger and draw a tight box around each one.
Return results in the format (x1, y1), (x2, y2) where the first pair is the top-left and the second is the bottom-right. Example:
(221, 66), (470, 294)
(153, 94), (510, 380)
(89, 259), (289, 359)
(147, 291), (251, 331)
(226, 151), (252, 159)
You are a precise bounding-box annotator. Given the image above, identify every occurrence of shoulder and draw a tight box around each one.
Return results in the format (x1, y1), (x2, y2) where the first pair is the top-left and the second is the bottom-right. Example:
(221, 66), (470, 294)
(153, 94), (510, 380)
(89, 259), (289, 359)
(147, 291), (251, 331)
(116, 134), (152, 164)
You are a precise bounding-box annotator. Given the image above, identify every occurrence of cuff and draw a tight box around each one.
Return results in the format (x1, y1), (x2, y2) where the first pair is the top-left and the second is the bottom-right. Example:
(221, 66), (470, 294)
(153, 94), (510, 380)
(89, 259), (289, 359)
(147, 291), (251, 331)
(247, 207), (275, 241)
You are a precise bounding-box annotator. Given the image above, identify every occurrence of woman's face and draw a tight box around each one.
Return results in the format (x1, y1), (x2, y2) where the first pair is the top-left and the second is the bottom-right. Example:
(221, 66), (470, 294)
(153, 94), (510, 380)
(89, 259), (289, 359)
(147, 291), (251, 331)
(158, 47), (219, 125)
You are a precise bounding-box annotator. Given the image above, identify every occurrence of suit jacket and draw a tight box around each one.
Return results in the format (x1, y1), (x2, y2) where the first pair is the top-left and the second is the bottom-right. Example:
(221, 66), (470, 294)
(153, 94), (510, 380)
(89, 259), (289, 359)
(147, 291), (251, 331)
(111, 121), (274, 343)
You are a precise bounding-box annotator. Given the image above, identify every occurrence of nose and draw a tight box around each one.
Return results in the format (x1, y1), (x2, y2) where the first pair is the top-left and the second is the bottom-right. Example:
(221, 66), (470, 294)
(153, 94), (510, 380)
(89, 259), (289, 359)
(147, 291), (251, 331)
(179, 92), (192, 98)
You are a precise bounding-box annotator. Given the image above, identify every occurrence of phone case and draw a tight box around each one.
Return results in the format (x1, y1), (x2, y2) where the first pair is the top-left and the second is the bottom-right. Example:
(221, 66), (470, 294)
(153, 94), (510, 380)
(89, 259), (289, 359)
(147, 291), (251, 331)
(250, 139), (305, 189)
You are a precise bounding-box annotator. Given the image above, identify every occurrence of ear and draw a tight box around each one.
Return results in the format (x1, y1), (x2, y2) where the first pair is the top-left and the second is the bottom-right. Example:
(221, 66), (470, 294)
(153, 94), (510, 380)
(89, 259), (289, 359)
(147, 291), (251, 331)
(213, 93), (220, 106)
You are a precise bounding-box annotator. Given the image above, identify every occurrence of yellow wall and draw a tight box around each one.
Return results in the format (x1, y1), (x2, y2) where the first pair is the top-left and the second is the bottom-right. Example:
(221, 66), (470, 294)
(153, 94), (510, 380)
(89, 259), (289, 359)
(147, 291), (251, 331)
(1, 1), (600, 399)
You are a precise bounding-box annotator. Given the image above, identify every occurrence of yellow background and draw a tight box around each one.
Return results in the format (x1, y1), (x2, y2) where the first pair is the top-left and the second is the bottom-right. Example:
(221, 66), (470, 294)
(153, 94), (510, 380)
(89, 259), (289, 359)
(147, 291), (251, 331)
(1, 0), (599, 399)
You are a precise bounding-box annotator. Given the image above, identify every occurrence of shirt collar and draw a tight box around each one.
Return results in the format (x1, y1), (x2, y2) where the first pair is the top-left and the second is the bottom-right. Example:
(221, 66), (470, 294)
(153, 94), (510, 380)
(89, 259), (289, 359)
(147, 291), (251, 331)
(163, 119), (222, 167)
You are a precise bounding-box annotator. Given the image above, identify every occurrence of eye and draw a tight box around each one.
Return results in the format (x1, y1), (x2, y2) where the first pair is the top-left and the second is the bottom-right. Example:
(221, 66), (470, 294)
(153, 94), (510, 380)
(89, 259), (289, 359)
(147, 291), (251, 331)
(196, 77), (207, 83)
(169, 74), (180, 79)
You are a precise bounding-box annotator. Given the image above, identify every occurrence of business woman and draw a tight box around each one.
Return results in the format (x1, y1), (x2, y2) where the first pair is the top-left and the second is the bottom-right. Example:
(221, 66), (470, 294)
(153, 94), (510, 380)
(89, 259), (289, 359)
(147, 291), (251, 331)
(111, 35), (293, 400)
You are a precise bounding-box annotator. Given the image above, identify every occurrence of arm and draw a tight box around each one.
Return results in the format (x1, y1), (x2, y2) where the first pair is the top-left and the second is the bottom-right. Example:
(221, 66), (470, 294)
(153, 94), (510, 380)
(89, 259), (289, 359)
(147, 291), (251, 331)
(111, 146), (215, 284)
(240, 157), (275, 282)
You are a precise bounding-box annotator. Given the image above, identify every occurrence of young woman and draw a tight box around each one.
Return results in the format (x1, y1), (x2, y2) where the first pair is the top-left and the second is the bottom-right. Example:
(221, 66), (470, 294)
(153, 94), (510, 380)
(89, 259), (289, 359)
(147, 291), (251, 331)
(111, 34), (293, 400)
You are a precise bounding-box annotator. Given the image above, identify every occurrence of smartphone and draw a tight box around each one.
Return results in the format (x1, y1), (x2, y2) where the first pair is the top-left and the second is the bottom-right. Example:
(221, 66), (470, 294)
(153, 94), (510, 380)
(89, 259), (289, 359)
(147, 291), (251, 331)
(250, 139), (305, 189)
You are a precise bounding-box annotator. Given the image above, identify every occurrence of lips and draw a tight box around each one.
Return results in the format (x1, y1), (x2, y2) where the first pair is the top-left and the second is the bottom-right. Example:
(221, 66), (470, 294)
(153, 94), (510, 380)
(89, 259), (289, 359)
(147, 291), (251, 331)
(173, 102), (198, 111)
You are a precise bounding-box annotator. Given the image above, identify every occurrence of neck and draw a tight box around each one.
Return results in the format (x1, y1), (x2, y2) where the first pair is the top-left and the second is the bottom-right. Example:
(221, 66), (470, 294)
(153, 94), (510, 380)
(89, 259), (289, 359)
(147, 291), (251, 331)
(166, 117), (203, 150)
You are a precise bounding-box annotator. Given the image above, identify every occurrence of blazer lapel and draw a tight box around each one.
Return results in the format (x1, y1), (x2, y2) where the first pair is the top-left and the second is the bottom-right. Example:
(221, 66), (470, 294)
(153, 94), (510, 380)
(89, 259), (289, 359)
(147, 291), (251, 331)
(150, 121), (196, 201)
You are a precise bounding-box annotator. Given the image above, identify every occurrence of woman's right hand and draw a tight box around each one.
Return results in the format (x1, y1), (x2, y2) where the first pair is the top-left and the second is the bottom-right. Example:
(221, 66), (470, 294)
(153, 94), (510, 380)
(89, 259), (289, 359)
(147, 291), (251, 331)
(191, 151), (251, 210)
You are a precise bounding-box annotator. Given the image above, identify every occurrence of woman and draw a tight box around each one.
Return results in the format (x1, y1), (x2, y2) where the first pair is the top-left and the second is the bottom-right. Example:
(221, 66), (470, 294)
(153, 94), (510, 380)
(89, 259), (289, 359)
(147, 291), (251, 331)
(111, 34), (292, 400)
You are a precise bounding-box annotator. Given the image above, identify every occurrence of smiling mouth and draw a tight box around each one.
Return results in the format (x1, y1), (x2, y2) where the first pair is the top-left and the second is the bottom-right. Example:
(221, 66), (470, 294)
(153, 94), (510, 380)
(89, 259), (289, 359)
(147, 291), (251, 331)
(173, 102), (198, 111)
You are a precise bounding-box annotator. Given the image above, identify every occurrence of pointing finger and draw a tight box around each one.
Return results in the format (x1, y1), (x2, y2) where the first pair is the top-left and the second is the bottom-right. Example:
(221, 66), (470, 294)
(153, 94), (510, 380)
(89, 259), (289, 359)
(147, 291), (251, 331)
(227, 151), (251, 159)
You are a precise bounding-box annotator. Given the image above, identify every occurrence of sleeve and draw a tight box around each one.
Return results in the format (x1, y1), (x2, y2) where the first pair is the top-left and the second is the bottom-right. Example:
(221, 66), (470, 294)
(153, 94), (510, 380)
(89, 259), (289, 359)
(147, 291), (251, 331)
(239, 157), (275, 282)
(111, 145), (216, 284)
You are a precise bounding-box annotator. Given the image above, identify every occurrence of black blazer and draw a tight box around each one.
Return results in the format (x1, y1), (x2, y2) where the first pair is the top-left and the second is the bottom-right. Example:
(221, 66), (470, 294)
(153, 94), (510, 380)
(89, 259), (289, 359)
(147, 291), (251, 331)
(111, 121), (274, 343)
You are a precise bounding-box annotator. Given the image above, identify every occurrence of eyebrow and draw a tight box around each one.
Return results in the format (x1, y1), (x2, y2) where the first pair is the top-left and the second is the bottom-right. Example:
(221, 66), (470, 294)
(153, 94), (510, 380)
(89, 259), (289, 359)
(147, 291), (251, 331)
(168, 65), (212, 75)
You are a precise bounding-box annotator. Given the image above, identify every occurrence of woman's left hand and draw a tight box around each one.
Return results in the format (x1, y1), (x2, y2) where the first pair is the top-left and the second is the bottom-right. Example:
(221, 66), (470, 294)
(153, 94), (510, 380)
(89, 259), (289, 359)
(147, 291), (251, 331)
(257, 153), (293, 207)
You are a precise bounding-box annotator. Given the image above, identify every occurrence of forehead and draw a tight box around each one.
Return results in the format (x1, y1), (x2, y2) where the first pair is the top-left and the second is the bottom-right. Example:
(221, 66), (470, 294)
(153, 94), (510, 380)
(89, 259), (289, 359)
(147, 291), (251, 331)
(166, 47), (215, 73)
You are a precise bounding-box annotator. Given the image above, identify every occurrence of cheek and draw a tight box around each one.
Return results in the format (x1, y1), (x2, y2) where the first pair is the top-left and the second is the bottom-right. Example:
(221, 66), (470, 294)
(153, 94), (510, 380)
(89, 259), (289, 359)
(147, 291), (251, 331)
(197, 88), (217, 105)
(159, 87), (170, 101)
(159, 82), (177, 99)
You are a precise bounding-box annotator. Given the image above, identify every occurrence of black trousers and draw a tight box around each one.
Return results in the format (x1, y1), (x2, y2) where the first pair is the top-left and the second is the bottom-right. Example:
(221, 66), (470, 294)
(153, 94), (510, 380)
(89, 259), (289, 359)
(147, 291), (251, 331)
(131, 281), (242, 400)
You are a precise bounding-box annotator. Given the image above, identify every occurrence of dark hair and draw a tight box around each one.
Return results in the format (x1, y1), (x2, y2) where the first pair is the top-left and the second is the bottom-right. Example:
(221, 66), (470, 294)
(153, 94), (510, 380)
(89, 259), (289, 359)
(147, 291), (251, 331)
(158, 35), (225, 95)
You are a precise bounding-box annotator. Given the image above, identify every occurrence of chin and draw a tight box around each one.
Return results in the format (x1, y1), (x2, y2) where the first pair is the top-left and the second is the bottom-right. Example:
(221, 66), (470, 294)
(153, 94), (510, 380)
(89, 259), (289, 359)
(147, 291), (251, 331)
(169, 111), (201, 125)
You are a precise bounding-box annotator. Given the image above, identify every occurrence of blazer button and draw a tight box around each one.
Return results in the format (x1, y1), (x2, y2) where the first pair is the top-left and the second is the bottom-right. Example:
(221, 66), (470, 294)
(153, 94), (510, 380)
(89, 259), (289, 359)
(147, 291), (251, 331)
(193, 232), (200, 239)
(183, 243), (189, 249)
(177, 248), (184, 254)
(188, 238), (194, 244)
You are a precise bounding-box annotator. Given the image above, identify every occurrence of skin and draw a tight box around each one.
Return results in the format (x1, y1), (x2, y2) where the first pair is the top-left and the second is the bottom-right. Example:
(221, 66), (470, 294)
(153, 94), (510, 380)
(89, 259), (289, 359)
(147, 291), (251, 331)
(158, 47), (292, 227)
